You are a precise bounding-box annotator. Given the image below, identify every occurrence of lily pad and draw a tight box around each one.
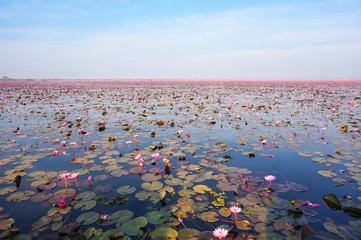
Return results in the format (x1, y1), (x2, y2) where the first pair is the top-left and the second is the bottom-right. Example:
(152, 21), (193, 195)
(151, 227), (178, 239)
(6, 190), (36, 202)
(73, 200), (97, 211)
(32, 216), (53, 231)
(318, 170), (337, 178)
(30, 192), (53, 203)
(323, 193), (342, 210)
(141, 181), (163, 191)
(76, 212), (100, 225)
(200, 211), (219, 222)
(74, 191), (96, 201)
(0, 186), (17, 195)
(120, 216), (147, 236)
(0, 218), (15, 230)
(116, 185), (136, 195)
(93, 184), (113, 193)
(112, 210), (134, 224)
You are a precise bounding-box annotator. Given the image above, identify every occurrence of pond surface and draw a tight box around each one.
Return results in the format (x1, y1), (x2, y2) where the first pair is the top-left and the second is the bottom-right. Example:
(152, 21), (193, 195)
(0, 80), (360, 240)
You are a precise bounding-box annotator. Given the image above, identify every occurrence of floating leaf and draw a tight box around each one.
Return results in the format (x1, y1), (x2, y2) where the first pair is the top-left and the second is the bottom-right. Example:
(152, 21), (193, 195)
(141, 181), (163, 191)
(74, 191), (96, 201)
(6, 190), (36, 202)
(318, 170), (337, 178)
(218, 207), (231, 217)
(0, 218), (14, 230)
(120, 216), (147, 236)
(93, 184), (112, 193)
(58, 222), (80, 234)
(73, 200), (96, 211)
(343, 206), (361, 218)
(76, 212), (100, 225)
(116, 185), (136, 195)
(0, 186), (17, 195)
(151, 227), (178, 239)
(200, 211), (219, 222)
(32, 216), (53, 231)
(193, 185), (211, 194)
(323, 193), (342, 210)
(111, 210), (134, 224)
(30, 192), (52, 203)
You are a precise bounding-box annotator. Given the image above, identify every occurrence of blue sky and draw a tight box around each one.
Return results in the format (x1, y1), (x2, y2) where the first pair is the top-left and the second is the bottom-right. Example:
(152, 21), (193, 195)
(1, 0), (361, 79)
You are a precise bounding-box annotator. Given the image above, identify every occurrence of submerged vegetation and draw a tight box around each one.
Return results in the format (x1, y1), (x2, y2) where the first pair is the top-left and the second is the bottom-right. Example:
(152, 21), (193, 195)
(0, 80), (360, 239)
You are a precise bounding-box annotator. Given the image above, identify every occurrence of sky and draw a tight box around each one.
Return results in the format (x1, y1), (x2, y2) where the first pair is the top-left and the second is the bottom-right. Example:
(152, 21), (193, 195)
(1, 0), (361, 80)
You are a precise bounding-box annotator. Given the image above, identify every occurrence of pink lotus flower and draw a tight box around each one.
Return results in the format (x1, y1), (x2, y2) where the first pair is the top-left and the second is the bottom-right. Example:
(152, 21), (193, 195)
(139, 160), (144, 167)
(58, 200), (66, 208)
(53, 150), (59, 156)
(70, 172), (80, 188)
(230, 206), (241, 223)
(213, 228), (228, 239)
(60, 141), (66, 146)
(59, 173), (71, 191)
(133, 134), (139, 139)
(135, 154), (142, 161)
(88, 175), (92, 187)
(151, 153), (160, 166)
(265, 175), (276, 189)
(69, 142), (76, 146)
(261, 139), (267, 145)
(12, 140), (16, 143)
(126, 141), (132, 151)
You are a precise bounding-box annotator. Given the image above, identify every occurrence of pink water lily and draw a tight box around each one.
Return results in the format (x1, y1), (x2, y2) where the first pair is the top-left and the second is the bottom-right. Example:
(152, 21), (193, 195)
(213, 228), (228, 239)
(70, 172), (80, 188)
(151, 153), (160, 166)
(126, 140), (132, 151)
(59, 172), (71, 191)
(265, 175), (276, 189)
(58, 200), (66, 208)
(60, 141), (66, 146)
(53, 150), (59, 156)
(135, 154), (142, 161)
(230, 206), (241, 223)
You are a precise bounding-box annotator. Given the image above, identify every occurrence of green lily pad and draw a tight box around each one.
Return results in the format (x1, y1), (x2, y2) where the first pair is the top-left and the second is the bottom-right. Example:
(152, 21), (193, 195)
(73, 200), (97, 211)
(116, 185), (136, 195)
(151, 227), (178, 239)
(164, 177), (183, 186)
(0, 186), (17, 195)
(141, 181), (163, 191)
(141, 173), (162, 182)
(6, 190), (36, 202)
(30, 192), (53, 203)
(146, 211), (168, 225)
(193, 185), (212, 194)
(343, 206), (361, 218)
(32, 215), (53, 231)
(200, 211), (219, 222)
(178, 228), (198, 239)
(93, 184), (113, 193)
(58, 222), (80, 234)
(120, 216), (147, 236)
(76, 212), (100, 225)
(218, 207), (231, 217)
(0, 218), (15, 230)
(318, 170), (337, 178)
(111, 210), (134, 224)
(323, 193), (342, 210)
(74, 191), (96, 201)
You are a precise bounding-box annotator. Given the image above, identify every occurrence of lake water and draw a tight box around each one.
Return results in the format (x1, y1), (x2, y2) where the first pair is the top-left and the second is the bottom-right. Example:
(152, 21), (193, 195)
(0, 80), (360, 239)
